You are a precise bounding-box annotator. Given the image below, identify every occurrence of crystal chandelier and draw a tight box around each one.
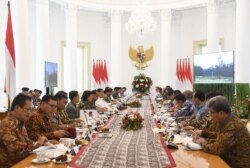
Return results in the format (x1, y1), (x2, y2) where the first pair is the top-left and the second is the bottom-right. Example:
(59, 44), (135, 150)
(125, 9), (157, 36)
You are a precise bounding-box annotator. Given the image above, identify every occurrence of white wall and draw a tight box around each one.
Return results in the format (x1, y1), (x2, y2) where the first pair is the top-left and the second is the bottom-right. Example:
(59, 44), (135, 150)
(172, 1), (236, 92)
(121, 12), (161, 92)
(0, 0), (236, 107)
(50, 3), (111, 92)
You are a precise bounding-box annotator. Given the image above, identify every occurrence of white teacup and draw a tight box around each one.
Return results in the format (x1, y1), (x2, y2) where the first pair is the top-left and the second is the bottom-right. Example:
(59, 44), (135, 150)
(36, 152), (46, 162)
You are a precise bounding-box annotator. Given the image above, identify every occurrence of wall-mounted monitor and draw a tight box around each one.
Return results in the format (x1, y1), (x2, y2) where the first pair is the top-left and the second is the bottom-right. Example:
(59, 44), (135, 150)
(45, 61), (58, 87)
(193, 51), (234, 83)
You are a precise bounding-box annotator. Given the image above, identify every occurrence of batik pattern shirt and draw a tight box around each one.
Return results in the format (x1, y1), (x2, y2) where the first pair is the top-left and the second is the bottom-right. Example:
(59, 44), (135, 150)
(0, 116), (36, 167)
(201, 115), (250, 168)
(58, 109), (74, 124)
(25, 109), (58, 141)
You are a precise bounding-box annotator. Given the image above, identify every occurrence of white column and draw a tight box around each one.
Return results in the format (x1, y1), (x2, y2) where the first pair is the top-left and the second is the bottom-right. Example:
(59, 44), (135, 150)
(160, 9), (172, 87)
(11, 0), (33, 93)
(36, 0), (49, 92)
(207, 0), (220, 53)
(64, 4), (78, 92)
(110, 11), (122, 87)
(235, 0), (250, 83)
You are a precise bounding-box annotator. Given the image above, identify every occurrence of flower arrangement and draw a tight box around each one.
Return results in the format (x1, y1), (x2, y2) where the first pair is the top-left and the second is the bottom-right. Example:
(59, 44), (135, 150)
(126, 100), (142, 108)
(132, 74), (153, 93)
(122, 112), (144, 130)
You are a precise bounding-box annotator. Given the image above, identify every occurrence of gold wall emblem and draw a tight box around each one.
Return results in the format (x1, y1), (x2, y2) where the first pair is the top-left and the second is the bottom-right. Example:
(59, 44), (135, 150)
(129, 45), (154, 70)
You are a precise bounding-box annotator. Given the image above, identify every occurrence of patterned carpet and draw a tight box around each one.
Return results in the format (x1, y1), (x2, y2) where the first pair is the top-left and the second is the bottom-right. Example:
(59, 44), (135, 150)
(69, 96), (175, 168)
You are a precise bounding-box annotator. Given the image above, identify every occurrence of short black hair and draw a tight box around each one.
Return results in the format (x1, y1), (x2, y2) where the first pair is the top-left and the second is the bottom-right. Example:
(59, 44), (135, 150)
(114, 87), (121, 91)
(38, 90), (42, 94)
(97, 88), (103, 92)
(91, 90), (97, 95)
(41, 95), (56, 103)
(11, 93), (32, 111)
(34, 89), (39, 92)
(206, 91), (224, 100)
(56, 91), (67, 96)
(81, 90), (92, 101)
(166, 90), (174, 96)
(55, 92), (68, 100)
(104, 87), (113, 93)
(174, 90), (181, 95)
(174, 93), (186, 103)
(207, 96), (231, 114)
(194, 91), (206, 101)
(69, 90), (79, 100)
(22, 87), (29, 92)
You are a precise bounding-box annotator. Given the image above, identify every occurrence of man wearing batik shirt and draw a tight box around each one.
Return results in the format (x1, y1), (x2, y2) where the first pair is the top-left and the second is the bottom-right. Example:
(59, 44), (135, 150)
(0, 94), (47, 167)
(25, 95), (69, 141)
(55, 92), (81, 126)
(78, 90), (108, 113)
(193, 96), (250, 168)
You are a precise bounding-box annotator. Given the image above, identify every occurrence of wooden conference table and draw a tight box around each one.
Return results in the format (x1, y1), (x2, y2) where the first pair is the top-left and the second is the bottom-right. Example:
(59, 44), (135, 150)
(12, 97), (229, 168)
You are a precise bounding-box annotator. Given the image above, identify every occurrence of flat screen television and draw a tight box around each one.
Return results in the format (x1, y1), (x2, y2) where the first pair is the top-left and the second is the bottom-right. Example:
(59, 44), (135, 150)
(193, 51), (234, 83)
(45, 61), (58, 87)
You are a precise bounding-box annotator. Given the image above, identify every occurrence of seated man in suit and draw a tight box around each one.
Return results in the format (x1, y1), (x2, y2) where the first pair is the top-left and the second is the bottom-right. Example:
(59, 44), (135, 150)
(25, 95), (69, 141)
(193, 96), (250, 168)
(65, 90), (80, 119)
(0, 94), (47, 167)
(112, 87), (122, 99)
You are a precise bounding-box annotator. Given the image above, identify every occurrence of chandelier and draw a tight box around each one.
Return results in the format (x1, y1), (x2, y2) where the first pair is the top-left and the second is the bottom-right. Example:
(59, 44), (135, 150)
(125, 9), (157, 36)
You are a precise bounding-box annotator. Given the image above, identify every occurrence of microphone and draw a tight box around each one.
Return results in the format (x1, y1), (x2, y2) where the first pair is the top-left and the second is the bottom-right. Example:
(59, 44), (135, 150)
(83, 110), (92, 134)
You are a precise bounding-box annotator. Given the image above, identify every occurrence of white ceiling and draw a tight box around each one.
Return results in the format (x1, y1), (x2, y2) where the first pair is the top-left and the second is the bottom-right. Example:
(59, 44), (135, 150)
(51, 0), (208, 11)
(50, 0), (234, 12)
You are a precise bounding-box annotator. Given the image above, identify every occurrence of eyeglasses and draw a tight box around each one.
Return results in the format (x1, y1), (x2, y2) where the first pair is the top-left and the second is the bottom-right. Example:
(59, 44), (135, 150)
(47, 103), (57, 109)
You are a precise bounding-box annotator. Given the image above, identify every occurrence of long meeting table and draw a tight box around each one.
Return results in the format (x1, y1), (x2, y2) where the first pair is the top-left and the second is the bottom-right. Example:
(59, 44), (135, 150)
(12, 96), (229, 168)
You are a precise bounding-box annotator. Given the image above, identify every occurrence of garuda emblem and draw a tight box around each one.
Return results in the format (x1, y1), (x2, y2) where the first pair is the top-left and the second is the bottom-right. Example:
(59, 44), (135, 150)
(129, 45), (154, 70)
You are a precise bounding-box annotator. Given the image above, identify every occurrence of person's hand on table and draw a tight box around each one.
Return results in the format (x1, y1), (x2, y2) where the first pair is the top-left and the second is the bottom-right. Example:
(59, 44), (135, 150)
(183, 125), (194, 130)
(37, 136), (47, 146)
(53, 130), (69, 138)
(193, 137), (207, 145)
(74, 118), (83, 123)
(192, 129), (202, 138)
(48, 139), (59, 145)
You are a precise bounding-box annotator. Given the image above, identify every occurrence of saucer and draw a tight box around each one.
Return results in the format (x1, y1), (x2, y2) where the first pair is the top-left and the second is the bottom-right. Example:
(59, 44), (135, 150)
(32, 158), (50, 164)
(52, 158), (71, 164)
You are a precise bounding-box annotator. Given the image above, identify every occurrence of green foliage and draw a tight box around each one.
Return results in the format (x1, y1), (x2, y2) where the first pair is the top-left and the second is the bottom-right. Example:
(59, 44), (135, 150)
(193, 83), (234, 104)
(132, 74), (152, 93)
(234, 83), (250, 119)
(193, 83), (250, 119)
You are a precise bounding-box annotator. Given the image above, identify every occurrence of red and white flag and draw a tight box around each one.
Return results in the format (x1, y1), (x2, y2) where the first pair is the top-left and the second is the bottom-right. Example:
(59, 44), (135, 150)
(176, 59), (180, 81)
(5, 2), (16, 102)
(92, 60), (97, 83)
(187, 58), (193, 84)
(103, 60), (108, 83)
